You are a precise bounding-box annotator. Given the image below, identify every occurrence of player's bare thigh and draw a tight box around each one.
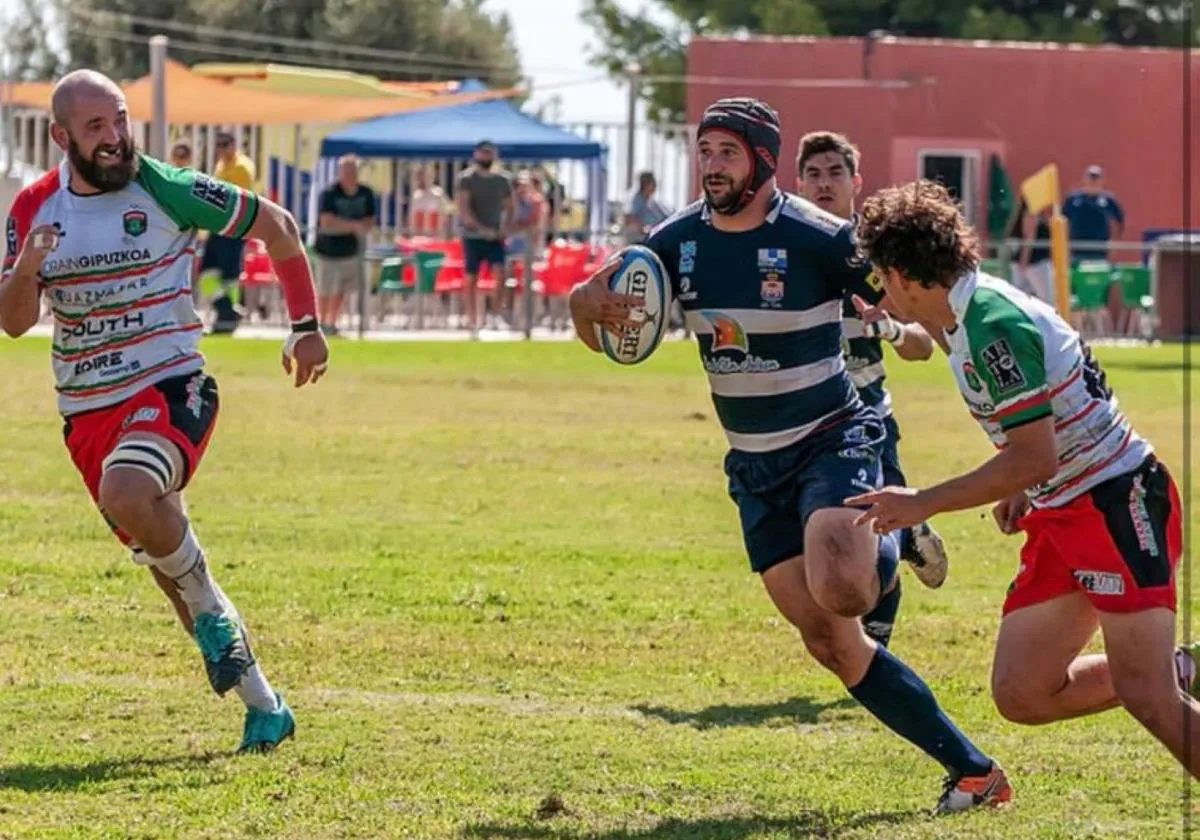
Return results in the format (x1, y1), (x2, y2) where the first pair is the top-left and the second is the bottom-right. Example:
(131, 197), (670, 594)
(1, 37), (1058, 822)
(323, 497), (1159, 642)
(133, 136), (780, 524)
(991, 591), (1100, 723)
(1097, 607), (1181, 721)
(803, 507), (879, 618)
(761, 554), (876, 686)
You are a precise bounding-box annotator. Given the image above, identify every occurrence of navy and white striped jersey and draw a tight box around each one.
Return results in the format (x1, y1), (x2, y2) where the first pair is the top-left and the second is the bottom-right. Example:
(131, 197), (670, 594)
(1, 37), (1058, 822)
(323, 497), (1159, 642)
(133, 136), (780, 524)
(645, 191), (885, 454)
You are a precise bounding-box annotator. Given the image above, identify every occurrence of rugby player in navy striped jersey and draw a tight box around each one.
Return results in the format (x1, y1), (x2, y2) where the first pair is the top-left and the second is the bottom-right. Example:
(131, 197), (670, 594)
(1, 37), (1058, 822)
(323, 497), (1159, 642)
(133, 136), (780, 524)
(795, 131), (951, 650)
(569, 98), (1011, 813)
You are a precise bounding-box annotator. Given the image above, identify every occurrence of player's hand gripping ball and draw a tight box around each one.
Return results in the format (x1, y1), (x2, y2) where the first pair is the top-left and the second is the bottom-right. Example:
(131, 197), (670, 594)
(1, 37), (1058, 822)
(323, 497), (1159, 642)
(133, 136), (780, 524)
(593, 245), (673, 365)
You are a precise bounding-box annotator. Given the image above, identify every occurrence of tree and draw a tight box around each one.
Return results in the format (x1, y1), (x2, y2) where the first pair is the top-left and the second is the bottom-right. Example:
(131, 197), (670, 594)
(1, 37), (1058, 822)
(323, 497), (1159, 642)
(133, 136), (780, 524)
(7, 0), (521, 89)
(584, 0), (1196, 123)
(2, 0), (67, 80)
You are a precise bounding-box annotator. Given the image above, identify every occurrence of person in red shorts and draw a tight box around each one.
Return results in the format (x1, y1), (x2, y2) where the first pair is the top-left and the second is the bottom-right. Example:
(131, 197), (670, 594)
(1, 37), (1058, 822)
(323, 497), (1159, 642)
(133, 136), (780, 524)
(0, 69), (328, 753)
(846, 180), (1198, 779)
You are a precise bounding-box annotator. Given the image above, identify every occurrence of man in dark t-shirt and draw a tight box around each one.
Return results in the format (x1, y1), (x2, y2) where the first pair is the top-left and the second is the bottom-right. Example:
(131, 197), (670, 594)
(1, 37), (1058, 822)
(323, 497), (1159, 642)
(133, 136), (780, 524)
(314, 155), (376, 333)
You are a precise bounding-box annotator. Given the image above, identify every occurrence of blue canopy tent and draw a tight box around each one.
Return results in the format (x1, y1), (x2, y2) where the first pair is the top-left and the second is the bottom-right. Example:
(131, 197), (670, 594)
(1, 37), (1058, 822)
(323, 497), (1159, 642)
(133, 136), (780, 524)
(311, 97), (608, 242)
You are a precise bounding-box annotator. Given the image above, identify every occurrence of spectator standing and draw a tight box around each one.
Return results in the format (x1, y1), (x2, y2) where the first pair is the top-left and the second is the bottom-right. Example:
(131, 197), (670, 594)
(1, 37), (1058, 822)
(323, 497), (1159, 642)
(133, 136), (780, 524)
(1014, 201), (1056, 306)
(1062, 164), (1127, 328)
(1062, 164), (1124, 263)
(201, 131), (256, 333)
(456, 141), (513, 333)
(407, 165), (450, 237)
(170, 140), (193, 169)
(313, 155), (377, 334)
(622, 171), (670, 245)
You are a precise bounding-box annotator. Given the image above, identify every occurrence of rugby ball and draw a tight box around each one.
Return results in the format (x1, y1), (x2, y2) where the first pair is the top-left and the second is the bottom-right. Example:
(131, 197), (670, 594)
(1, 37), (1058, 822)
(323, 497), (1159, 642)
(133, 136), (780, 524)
(594, 245), (672, 365)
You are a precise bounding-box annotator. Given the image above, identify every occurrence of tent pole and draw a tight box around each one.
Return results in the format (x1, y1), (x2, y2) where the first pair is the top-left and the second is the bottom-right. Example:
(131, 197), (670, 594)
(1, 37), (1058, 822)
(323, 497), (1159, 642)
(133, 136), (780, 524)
(291, 124), (302, 225)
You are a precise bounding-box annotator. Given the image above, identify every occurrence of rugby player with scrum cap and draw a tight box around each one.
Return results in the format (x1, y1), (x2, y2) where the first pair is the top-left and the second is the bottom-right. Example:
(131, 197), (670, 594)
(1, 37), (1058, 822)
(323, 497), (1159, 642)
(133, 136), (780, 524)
(569, 97), (1011, 813)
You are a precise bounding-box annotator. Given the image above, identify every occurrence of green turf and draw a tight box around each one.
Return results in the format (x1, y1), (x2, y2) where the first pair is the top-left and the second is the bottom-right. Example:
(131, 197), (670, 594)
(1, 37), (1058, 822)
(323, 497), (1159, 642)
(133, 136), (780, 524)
(0, 335), (1196, 839)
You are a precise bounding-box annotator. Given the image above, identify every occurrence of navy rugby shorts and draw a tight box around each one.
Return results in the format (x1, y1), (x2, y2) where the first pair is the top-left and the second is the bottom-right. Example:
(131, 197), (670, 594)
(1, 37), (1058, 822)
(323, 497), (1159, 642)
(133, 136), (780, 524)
(724, 417), (887, 574)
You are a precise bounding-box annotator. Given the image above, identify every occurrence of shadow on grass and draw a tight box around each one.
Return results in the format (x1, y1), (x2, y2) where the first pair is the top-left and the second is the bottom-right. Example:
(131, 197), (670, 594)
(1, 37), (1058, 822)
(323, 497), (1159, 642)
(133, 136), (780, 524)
(464, 807), (926, 839)
(630, 696), (858, 730)
(0, 752), (224, 792)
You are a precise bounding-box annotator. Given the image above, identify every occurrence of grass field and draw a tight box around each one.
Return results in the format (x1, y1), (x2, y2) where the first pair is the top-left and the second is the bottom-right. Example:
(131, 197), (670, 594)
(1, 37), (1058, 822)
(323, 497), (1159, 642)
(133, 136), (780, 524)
(0, 335), (1196, 840)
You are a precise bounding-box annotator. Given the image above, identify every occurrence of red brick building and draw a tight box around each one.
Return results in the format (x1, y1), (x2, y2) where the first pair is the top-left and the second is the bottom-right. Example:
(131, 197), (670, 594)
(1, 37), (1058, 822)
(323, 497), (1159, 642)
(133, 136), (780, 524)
(686, 35), (1199, 245)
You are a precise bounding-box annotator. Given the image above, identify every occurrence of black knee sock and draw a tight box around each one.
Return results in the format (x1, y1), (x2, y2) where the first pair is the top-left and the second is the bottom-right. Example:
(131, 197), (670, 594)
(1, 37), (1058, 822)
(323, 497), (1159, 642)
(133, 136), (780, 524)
(849, 646), (994, 778)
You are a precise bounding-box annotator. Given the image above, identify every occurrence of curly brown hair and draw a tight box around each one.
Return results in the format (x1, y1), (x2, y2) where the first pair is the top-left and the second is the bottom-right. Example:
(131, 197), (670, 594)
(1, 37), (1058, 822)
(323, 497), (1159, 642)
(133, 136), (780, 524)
(854, 180), (980, 288)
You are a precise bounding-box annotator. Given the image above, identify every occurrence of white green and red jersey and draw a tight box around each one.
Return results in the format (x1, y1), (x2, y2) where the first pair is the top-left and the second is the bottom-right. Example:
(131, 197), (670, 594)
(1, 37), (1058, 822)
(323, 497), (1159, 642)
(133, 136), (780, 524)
(2, 155), (259, 415)
(945, 271), (1151, 508)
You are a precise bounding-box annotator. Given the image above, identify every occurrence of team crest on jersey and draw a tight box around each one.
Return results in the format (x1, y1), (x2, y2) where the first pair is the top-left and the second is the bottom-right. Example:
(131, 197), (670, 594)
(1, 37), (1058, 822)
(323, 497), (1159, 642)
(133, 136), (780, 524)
(701, 311), (749, 354)
(962, 361), (984, 393)
(191, 174), (231, 210)
(760, 274), (784, 307)
(122, 209), (148, 237)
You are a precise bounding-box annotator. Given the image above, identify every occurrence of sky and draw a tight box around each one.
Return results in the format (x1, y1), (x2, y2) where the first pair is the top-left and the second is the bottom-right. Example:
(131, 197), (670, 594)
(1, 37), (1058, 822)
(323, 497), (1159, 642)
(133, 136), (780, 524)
(485, 0), (635, 125)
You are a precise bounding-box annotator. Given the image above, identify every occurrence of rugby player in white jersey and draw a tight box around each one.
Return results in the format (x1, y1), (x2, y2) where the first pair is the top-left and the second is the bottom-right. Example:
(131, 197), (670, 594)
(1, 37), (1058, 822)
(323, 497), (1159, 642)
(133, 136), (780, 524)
(848, 180), (1200, 778)
(0, 70), (329, 753)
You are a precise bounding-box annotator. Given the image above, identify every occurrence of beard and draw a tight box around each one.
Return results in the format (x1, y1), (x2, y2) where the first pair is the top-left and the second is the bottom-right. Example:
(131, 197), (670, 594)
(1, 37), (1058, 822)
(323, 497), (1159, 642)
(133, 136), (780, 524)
(69, 134), (138, 192)
(702, 174), (747, 213)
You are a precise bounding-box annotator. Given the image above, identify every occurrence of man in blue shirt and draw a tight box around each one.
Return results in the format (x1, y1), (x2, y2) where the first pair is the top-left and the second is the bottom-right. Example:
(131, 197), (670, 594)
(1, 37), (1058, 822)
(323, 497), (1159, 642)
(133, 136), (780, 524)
(569, 98), (1010, 813)
(622, 171), (671, 245)
(1062, 165), (1124, 263)
(794, 130), (950, 650)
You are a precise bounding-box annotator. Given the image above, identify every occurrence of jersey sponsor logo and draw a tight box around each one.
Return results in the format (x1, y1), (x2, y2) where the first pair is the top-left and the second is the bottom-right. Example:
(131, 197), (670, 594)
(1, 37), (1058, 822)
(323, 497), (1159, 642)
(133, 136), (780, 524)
(756, 248), (787, 271)
(849, 467), (876, 493)
(678, 240), (696, 274)
(64, 311), (146, 338)
(122, 208), (148, 237)
(190, 174), (231, 210)
(6, 216), (17, 259)
(51, 275), (155, 305)
(1073, 570), (1125, 596)
(677, 274), (697, 302)
(185, 372), (205, 418)
(702, 311), (749, 354)
(43, 248), (152, 276)
(700, 311), (781, 374)
(1128, 475), (1161, 558)
(73, 349), (127, 377)
(121, 406), (161, 430)
(981, 338), (1025, 393)
(838, 446), (873, 461)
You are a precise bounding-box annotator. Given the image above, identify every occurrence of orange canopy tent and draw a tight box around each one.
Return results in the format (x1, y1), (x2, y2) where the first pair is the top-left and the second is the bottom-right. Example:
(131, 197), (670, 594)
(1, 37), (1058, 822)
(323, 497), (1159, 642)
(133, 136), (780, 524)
(2, 60), (519, 124)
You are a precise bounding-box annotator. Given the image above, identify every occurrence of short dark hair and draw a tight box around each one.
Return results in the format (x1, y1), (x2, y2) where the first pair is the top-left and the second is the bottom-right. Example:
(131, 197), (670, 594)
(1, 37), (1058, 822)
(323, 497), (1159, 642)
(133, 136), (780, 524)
(475, 140), (496, 152)
(855, 180), (981, 288)
(171, 140), (191, 156)
(215, 131), (234, 146)
(796, 131), (860, 177)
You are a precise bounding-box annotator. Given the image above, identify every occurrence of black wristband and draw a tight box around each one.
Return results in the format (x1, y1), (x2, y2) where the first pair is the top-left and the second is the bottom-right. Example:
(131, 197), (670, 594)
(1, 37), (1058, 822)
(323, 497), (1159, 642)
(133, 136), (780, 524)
(291, 315), (319, 333)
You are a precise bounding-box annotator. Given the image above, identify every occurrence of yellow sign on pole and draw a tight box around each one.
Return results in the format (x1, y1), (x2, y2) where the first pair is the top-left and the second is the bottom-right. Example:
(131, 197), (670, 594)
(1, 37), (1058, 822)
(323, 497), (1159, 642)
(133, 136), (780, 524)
(1021, 164), (1060, 215)
(1021, 164), (1070, 318)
